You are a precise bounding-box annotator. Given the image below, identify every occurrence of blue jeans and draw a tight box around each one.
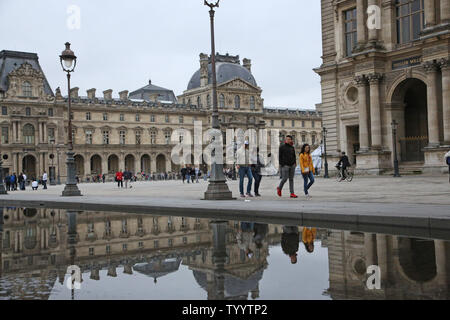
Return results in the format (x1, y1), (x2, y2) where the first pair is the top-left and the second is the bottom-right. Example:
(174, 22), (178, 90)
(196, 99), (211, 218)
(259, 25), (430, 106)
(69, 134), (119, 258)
(239, 166), (253, 195)
(302, 172), (314, 195)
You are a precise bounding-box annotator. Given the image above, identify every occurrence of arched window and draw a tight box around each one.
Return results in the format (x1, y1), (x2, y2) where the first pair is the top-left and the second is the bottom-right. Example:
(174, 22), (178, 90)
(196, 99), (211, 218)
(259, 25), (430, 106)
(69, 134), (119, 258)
(23, 124), (35, 144)
(207, 94), (211, 107)
(22, 81), (32, 97)
(219, 94), (225, 108)
(234, 95), (240, 109)
(250, 96), (255, 109)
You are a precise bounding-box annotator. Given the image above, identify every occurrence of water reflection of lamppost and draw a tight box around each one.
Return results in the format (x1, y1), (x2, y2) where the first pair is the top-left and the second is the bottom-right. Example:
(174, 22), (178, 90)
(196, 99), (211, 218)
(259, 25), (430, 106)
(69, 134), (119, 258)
(203, 0), (233, 200)
(67, 210), (80, 300)
(232, 139), (237, 180)
(391, 120), (401, 178)
(322, 127), (329, 178)
(210, 221), (228, 300)
(60, 42), (82, 196)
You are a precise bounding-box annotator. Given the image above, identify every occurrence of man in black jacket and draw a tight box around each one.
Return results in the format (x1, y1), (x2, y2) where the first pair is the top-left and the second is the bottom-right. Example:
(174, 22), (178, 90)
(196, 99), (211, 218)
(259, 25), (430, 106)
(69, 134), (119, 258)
(277, 135), (298, 198)
(337, 152), (351, 179)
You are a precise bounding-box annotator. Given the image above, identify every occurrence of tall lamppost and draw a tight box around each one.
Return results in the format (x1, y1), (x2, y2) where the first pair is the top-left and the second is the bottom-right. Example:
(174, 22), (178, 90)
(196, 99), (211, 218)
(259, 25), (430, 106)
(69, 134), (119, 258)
(391, 120), (401, 177)
(60, 42), (82, 196)
(56, 146), (61, 185)
(322, 127), (329, 178)
(0, 154), (7, 195)
(50, 140), (56, 185)
(203, 0), (233, 200)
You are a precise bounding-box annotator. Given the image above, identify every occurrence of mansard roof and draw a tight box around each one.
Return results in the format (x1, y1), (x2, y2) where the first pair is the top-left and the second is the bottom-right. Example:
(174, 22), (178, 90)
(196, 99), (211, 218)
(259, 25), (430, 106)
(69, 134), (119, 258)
(0, 50), (54, 96)
(129, 80), (177, 103)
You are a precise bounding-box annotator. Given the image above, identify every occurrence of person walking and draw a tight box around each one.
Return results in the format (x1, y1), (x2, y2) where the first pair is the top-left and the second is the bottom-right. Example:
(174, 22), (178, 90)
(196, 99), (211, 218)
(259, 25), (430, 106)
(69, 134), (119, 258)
(195, 167), (200, 183)
(123, 169), (132, 189)
(251, 148), (265, 197)
(181, 166), (187, 183)
(189, 167), (195, 184)
(18, 172), (24, 190)
(102, 174), (106, 183)
(186, 165), (191, 183)
(281, 226), (300, 264)
(22, 173), (27, 190)
(42, 171), (48, 189)
(115, 170), (123, 188)
(277, 135), (298, 198)
(237, 141), (254, 198)
(11, 173), (16, 191)
(300, 143), (315, 199)
(337, 151), (351, 180)
(5, 174), (11, 191)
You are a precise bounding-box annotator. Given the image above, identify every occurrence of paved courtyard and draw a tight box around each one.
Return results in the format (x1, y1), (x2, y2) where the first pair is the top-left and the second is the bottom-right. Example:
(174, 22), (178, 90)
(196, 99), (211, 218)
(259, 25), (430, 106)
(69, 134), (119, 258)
(1, 174), (449, 232)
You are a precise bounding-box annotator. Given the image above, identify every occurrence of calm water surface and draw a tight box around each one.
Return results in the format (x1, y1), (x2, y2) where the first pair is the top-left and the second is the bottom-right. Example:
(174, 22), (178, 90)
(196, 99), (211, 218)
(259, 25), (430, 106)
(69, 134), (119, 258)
(0, 207), (448, 300)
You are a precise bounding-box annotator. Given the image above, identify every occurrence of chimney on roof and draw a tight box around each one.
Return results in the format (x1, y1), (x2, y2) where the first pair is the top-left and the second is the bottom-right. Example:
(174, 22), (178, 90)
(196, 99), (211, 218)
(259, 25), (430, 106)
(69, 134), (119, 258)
(119, 90), (129, 101)
(87, 88), (96, 99)
(149, 79), (152, 85)
(243, 58), (252, 72)
(70, 87), (79, 98)
(103, 89), (112, 100)
(200, 53), (209, 87)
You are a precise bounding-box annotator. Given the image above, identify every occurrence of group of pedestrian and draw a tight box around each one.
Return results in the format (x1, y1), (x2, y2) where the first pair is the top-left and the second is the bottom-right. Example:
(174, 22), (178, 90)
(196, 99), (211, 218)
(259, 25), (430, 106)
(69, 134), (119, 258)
(277, 135), (315, 199)
(236, 221), (269, 259)
(281, 225), (317, 264)
(236, 141), (265, 198)
(180, 165), (202, 184)
(4, 172), (27, 191)
(115, 169), (134, 188)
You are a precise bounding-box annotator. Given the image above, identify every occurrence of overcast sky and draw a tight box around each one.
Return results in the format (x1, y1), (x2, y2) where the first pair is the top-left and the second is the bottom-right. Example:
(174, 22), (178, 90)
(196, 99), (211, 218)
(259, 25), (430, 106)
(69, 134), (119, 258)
(0, 0), (322, 109)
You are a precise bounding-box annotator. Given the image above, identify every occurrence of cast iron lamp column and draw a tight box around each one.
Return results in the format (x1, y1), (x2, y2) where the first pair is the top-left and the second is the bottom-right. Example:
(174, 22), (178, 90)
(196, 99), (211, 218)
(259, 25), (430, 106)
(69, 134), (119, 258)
(203, 0), (233, 200)
(60, 42), (82, 196)
(391, 120), (401, 177)
(322, 127), (329, 178)
(50, 140), (56, 185)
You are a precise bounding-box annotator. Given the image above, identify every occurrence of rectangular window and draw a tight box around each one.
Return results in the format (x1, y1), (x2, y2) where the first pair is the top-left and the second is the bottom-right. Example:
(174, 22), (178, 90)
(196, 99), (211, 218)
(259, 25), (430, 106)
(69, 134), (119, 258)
(120, 114), (124, 121)
(135, 114), (140, 122)
(168, 239), (173, 247)
(302, 134), (306, 142)
(281, 120), (285, 127)
(86, 130), (93, 144)
(138, 241), (144, 248)
(312, 121), (315, 128)
(344, 8), (357, 56)
(270, 120), (274, 126)
(183, 237), (188, 244)
(48, 108), (53, 117)
(312, 135), (316, 145)
(165, 131), (171, 144)
(292, 120), (295, 127)
(123, 244), (127, 251)
(179, 115), (184, 124)
(26, 107), (31, 116)
(103, 113), (108, 121)
(106, 245), (111, 254)
(396, 0), (424, 44)
(302, 120), (305, 127)
(103, 131), (110, 144)
(1, 106), (7, 115)
(89, 248), (94, 256)
(154, 240), (159, 248)
(120, 131), (126, 145)
(48, 128), (55, 143)
(165, 115), (169, 123)
(150, 131), (156, 144)
(1, 127), (9, 144)
(150, 114), (155, 122)
(86, 112), (91, 120)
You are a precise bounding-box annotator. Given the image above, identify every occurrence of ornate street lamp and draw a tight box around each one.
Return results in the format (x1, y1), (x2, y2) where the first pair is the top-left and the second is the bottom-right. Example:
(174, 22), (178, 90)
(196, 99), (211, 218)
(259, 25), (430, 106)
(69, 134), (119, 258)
(391, 120), (401, 178)
(203, 0), (234, 200)
(60, 42), (82, 196)
(0, 154), (7, 195)
(50, 140), (56, 185)
(322, 127), (329, 178)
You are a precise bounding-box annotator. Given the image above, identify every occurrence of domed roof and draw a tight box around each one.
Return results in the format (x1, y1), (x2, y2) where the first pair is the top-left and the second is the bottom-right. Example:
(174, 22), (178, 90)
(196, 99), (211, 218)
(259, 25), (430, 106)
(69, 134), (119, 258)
(187, 62), (257, 91)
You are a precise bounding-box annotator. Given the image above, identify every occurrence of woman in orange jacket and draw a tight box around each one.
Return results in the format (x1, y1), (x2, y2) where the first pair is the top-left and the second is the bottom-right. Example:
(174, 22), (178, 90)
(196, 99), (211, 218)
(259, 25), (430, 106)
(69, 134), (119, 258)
(302, 227), (317, 253)
(299, 144), (315, 199)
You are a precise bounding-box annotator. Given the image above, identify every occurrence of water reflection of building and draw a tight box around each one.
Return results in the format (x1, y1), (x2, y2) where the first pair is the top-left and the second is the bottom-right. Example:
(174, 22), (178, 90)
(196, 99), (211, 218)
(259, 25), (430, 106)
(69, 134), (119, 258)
(322, 230), (449, 300)
(0, 208), (277, 299)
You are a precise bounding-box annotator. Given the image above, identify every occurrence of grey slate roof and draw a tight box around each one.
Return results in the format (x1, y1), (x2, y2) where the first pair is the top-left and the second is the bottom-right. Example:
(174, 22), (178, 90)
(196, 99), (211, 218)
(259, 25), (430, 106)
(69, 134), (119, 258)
(129, 80), (177, 103)
(187, 62), (257, 91)
(0, 50), (54, 96)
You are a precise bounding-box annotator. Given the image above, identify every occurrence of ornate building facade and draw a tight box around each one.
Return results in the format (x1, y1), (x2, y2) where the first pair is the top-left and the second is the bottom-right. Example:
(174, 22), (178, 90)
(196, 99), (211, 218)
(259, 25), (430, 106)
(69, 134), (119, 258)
(0, 50), (321, 182)
(315, 0), (449, 173)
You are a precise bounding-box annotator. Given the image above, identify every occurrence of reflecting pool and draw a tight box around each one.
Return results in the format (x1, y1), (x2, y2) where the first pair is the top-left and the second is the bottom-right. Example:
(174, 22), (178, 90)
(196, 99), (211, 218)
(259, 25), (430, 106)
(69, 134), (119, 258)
(0, 207), (448, 300)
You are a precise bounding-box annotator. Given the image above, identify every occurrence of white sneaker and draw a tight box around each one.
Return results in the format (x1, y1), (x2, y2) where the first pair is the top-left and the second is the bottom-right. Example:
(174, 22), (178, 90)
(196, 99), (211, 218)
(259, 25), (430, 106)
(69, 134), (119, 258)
(305, 194), (312, 200)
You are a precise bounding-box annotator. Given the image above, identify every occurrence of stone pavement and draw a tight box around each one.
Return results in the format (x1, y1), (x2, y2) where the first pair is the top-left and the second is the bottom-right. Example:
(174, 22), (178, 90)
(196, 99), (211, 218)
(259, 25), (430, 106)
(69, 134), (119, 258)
(1, 174), (449, 233)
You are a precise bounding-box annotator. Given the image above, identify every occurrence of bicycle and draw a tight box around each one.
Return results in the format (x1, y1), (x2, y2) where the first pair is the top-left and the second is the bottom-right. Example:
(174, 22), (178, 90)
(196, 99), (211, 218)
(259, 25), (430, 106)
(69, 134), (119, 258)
(335, 165), (353, 182)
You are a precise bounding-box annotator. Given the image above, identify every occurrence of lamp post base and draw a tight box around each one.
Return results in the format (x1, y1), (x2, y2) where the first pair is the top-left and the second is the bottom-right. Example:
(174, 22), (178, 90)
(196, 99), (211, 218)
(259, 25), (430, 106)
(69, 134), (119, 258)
(62, 183), (82, 196)
(204, 180), (234, 200)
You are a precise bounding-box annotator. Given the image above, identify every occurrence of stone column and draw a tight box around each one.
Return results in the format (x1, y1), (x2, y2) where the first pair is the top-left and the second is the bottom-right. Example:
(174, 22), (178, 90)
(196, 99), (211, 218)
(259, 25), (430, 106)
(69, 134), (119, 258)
(424, 0), (436, 28)
(43, 122), (47, 144)
(134, 156), (140, 174)
(355, 75), (370, 151)
(102, 155), (108, 176)
(150, 156), (157, 173)
(38, 122), (43, 144)
(368, 73), (383, 149)
(12, 122), (17, 143)
(442, 0), (450, 24)
(84, 155), (91, 178)
(356, 0), (367, 47)
(376, 234), (388, 283)
(439, 58), (450, 144)
(434, 240), (447, 288)
(381, 0), (396, 51)
(166, 155), (172, 173)
(364, 233), (376, 266)
(423, 61), (440, 146)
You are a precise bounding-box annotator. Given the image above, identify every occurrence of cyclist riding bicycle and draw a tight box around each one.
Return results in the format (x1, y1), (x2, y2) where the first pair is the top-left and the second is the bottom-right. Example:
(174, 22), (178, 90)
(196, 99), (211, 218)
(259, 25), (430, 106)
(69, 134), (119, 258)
(336, 152), (351, 179)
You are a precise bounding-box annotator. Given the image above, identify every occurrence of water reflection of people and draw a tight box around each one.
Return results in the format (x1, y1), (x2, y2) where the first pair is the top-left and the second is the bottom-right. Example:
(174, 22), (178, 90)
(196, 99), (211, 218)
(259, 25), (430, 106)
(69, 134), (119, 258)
(281, 226), (300, 264)
(302, 227), (317, 253)
(237, 222), (254, 258)
(253, 223), (268, 249)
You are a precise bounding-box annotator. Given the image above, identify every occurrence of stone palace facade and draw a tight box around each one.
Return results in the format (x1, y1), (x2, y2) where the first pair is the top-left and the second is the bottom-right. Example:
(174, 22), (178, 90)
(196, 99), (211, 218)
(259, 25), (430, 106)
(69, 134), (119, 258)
(0, 50), (322, 182)
(315, 0), (449, 174)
